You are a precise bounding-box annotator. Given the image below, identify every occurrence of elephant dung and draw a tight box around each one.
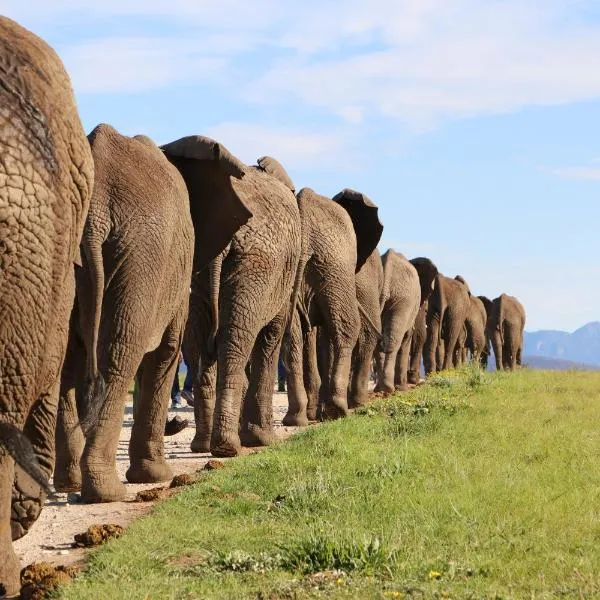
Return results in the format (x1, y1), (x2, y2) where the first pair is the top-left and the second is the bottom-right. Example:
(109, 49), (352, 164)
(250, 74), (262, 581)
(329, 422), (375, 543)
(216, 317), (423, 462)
(73, 524), (124, 547)
(20, 562), (78, 600)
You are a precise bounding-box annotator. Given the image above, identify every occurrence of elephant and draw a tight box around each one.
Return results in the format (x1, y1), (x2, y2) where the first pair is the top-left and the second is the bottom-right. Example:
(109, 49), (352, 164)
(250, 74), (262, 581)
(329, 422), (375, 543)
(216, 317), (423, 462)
(282, 188), (383, 425)
(408, 301), (428, 385)
(53, 124), (195, 503)
(423, 273), (470, 374)
(349, 248), (383, 408)
(487, 294), (526, 371)
(376, 253), (438, 393)
(463, 293), (488, 365)
(478, 295), (493, 369)
(0, 17), (93, 596)
(161, 142), (302, 458)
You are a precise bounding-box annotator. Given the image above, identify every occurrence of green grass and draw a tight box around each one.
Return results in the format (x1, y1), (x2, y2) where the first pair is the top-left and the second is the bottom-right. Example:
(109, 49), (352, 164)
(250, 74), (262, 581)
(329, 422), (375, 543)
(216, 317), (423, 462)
(58, 367), (600, 599)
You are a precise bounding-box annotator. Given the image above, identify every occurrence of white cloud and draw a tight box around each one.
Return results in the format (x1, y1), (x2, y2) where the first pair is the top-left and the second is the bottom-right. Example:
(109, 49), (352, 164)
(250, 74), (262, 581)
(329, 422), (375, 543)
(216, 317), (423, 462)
(243, 0), (600, 128)
(61, 37), (228, 94)
(11, 0), (600, 127)
(203, 122), (354, 172)
(541, 160), (600, 181)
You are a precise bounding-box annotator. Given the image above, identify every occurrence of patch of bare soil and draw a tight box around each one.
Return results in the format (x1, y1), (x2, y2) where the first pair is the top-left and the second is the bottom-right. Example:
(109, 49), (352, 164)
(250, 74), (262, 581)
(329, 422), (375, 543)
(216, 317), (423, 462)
(13, 392), (299, 570)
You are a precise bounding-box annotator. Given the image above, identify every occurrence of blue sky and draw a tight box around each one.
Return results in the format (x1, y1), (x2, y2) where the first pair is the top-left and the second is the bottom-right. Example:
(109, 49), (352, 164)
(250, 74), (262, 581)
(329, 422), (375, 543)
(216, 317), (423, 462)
(7, 0), (600, 331)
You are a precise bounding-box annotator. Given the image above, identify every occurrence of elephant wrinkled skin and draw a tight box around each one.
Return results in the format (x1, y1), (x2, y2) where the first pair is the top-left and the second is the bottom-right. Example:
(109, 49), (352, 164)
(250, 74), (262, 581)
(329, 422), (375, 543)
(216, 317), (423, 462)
(0, 17), (93, 596)
(283, 188), (383, 425)
(163, 143), (301, 458)
(349, 249), (383, 408)
(424, 273), (470, 374)
(488, 294), (526, 371)
(376, 254), (438, 392)
(55, 124), (194, 503)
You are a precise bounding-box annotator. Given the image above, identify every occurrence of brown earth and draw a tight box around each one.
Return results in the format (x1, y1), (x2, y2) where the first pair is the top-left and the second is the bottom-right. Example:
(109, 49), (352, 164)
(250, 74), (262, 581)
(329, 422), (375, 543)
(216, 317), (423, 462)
(13, 391), (299, 570)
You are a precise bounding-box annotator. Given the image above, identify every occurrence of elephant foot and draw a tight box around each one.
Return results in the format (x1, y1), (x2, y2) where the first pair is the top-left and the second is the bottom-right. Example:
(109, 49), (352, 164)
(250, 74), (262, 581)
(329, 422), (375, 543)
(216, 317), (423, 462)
(348, 395), (368, 409)
(81, 469), (126, 503)
(0, 544), (20, 599)
(53, 464), (82, 493)
(210, 432), (242, 458)
(126, 459), (173, 484)
(240, 424), (276, 448)
(190, 433), (211, 454)
(407, 371), (420, 385)
(394, 384), (410, 392)
(322, 401), (349, 420)
(381, 383), (395, 396)
(306, 402), (320, 421)
(282, 411), (309, 427)
(11, 465), (47, 541)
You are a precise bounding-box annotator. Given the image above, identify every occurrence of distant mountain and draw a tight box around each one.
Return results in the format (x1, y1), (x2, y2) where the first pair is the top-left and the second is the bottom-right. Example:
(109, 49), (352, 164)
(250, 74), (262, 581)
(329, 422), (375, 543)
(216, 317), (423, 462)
(524, 322), (600, 367)
(522, 355), (600, 371)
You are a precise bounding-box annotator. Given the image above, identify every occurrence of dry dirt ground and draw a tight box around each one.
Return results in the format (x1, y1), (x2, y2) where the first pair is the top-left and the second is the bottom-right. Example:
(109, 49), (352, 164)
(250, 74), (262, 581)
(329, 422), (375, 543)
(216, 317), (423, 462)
(13, 391), (298, 570)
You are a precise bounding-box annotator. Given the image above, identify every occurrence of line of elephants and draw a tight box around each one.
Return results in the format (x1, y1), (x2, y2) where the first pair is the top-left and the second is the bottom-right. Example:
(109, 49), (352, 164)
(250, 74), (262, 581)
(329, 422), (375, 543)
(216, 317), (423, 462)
(0, 18), (526, 596)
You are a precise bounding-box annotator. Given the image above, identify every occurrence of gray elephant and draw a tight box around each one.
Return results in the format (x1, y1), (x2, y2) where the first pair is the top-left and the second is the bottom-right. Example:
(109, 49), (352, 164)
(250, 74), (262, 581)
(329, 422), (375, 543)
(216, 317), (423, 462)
(54, 124), (195, 503)
(478, 296), (493, 369)
(488, 294), (526, 371)
(423, 273), (471, 373)
(349, 249), (384, 407)
(283, 188), (383, 425)
(408, 301), (428, 384)
(462, 292), (488, 364)
(0, 17), (93, 595)
(161, 143), (301, 458)
(376, 254), (438, 392)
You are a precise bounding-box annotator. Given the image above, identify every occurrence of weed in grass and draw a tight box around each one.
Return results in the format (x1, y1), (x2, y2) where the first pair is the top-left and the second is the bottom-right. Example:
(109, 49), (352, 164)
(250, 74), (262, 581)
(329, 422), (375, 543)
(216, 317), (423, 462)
(279, 535), (398, 576)
(210, 550), (283, 574)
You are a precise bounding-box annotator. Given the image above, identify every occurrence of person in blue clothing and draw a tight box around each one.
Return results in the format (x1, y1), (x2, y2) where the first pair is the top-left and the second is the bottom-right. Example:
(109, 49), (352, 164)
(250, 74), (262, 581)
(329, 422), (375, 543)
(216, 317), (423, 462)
(171, 351), (194, 408)
(277, 356), (286, 393)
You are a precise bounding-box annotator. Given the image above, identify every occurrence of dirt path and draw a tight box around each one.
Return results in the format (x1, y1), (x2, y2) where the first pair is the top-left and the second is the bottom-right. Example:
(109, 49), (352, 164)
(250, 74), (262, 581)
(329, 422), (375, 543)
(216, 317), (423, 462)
(13, 391), (297, 569)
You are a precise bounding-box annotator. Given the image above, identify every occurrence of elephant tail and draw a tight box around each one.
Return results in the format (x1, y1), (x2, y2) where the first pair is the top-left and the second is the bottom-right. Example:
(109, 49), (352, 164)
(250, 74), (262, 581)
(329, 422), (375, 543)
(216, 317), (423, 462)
(496, 295), (505, 347)
(80, 237), (107, 434)
(206, 247), (227, 360)
(358, 301), (381, 341)
(280, 198), (309, 373)
(380, 252), (393, 309)
(0, 423), (53, 494)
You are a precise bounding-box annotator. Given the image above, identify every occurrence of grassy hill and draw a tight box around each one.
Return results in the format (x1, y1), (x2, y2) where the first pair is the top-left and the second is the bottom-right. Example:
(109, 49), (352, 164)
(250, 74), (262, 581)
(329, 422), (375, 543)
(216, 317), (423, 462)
(58, 368), (600, 599)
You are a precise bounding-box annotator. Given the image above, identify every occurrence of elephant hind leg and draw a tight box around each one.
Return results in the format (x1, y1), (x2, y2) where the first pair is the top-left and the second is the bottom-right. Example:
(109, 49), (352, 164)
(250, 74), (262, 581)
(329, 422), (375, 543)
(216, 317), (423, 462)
(11, 388), (59, 541)
(491, 329), (503, 371)
(126, 310), (186, 484)
(349, 329), (377, 408)
(54, 324), (86, 493)
(240, 309), (287, 447)
(282, 312), (310, 427)
(0, 457), (20, 597)
(394, 332), (412, 391)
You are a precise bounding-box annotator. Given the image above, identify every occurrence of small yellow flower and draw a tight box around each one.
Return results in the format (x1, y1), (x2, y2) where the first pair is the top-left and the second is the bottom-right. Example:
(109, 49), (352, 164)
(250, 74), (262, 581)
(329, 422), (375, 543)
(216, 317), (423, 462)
(428, 570), (442, 580)
(336, 578), (344, 585)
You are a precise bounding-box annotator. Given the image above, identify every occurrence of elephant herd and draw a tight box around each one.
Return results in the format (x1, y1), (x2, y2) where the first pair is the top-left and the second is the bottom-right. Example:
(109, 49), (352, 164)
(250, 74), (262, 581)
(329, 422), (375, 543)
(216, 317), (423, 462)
(0, 17), (526, 596)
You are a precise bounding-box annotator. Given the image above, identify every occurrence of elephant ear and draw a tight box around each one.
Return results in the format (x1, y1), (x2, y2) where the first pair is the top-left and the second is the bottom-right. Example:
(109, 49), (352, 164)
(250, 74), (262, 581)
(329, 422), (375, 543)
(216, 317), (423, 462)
(410, 257), (439, 306)
(478, 295), (493, 318)
(454, 275), (471, 296)
(332, 188), (383, 272)
(161, 136), (252, 269)
(256, 156), (295, 193)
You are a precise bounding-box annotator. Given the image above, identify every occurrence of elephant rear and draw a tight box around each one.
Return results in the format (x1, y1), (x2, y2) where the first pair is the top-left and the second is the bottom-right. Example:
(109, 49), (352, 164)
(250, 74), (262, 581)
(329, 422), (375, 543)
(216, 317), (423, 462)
(0, 16), (93, 596)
